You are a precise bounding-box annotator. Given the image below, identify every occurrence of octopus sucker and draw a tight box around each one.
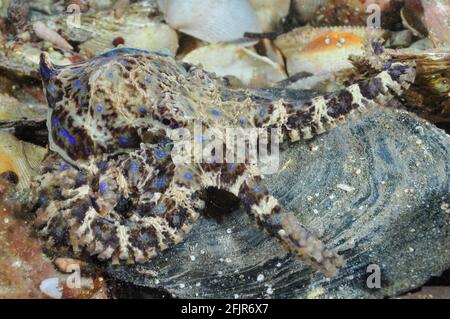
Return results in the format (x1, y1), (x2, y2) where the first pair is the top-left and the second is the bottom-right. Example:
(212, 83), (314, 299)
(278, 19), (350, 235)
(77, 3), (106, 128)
(33, 44), (416, 277)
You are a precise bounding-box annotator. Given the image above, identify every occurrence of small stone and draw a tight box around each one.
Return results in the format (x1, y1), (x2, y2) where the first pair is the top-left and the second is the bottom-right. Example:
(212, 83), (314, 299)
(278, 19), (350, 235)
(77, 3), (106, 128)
(190, 255), (196, 261)
(39, 278), (62, 299)
(257, 274), (264, 282)
(337, 184), (355, 192)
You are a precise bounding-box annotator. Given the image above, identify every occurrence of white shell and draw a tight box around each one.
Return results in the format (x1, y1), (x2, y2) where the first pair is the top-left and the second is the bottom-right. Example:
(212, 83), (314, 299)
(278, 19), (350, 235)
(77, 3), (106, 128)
(275, 26), (385, 76)
(0, 93), (47, 122)
(0, 132), (47, 190)
(421, 0), (450, 46)
(183, 44), (287, 87)
(33, 21), (73, 51)
(39, 278), (63, 299)
(158, 0), (262, 43)
(293, 0), (329, 22)
(43, 1), (179, 57)
(80, 22), (179, 57)
(249, 0), (291, 32)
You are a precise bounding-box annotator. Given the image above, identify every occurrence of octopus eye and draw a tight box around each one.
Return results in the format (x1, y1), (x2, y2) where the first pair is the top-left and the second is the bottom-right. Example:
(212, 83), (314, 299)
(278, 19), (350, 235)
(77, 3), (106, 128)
(162, 118), (171, 126)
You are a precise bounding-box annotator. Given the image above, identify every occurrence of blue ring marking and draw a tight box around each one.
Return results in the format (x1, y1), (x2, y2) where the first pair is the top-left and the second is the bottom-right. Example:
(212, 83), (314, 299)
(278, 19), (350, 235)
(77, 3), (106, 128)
(74, 80), (81, 88)
(184, 172), (193, 180)
(259, 108), (266, 118)
(211, 109), (221, 116)
(390, 69), (403, 77)
(118, 137), (129, 145)
(40, 64), (56, 80)
(128, 161), (139, 172)
(239, 118), (246, 126)
(270, 214), (282, 225)
(77, 174), (86, 183)
(253, 186), (262, 193)
(153, 204), (167, 215)
(155, 178), (166, 189)
(196, 135), (206, 143)
(99, 181), (107, 193)
(97, 161), (107, 170)
(52, 116), (59, 128)
(97, 104), (103, 112)
(144, 76), (152, 84)
(141, 233), (151, 242)
(60, 128), (75, 145)
(155, 150), (166, 159)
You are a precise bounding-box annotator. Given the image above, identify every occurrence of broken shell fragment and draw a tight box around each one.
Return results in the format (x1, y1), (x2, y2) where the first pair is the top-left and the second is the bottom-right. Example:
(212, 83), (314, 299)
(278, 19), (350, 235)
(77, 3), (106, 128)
(0, 93), (47, 126)
(183, 44), (287, 88)
(157, 0), (262, 43)
(0, 132), (47, 190)
(295, 0), (367, 26)
(274, 27), (385, 88)
(421, 0), (450, 46)
(62, 2), (179, 56)
(114, 0), (130, 18)
(393, 49), (450, 123)
(401, 0), (450, 47)
(0, 43), (72, 79)
(33, 21), (73, 51)
(249, 0), (291, 32)
(293, 0), (329, 23)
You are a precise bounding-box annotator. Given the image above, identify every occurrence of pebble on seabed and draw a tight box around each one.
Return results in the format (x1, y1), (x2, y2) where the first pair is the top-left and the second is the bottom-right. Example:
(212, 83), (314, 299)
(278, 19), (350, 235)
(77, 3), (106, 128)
(39, 277), (63, 299)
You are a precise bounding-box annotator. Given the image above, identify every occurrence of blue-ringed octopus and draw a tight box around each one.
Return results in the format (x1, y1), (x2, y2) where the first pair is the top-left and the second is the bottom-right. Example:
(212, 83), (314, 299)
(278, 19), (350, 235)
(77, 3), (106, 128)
(32, 45), (416, 277)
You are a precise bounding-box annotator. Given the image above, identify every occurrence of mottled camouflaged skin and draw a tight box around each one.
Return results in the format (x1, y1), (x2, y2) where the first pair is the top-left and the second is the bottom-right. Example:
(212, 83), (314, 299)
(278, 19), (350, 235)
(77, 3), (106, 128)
(34, 47), (416, 276)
